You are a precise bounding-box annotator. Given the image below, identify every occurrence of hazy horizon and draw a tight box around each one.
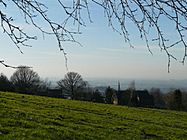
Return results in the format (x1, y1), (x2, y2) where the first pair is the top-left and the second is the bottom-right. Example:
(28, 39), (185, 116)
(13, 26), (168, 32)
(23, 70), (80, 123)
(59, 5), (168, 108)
(45, 76), (187, 93)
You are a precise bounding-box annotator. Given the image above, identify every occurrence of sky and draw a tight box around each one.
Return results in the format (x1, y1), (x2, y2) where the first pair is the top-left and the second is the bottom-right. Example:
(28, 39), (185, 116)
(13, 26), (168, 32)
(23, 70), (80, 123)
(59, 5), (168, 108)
(0, 1), (187, 81)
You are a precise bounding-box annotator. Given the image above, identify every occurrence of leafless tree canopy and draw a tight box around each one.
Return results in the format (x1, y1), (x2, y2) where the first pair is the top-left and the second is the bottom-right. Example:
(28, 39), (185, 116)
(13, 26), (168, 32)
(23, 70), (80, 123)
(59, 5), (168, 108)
(57, 72), (87, 99)
(10, 66), (40, 93)
(1, 0), (187, 70)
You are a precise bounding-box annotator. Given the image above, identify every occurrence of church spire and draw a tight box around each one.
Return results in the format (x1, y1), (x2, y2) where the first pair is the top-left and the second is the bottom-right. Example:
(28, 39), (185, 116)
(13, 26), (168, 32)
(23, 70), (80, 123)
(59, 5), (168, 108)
(118, 81), (120, 92)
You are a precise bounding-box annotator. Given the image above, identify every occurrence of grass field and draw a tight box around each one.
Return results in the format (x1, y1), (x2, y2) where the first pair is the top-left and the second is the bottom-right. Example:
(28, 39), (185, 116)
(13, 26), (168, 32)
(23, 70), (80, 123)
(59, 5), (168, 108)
(0, 92), (187, 140)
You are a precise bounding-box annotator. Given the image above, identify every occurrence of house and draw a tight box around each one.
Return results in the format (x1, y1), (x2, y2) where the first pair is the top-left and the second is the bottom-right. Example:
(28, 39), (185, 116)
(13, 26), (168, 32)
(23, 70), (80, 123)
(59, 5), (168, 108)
(113, 82), (154, 107)
(132, 90), (154, 107)
(116, 90), (131, 105)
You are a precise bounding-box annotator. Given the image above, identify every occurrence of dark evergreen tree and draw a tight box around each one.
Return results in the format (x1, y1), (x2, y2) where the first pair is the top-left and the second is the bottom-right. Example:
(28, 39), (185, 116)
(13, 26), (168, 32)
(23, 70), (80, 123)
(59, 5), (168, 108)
(105, 86), (115, 104)
(0, 73), (13, 92)
(92, 89), (104, 103)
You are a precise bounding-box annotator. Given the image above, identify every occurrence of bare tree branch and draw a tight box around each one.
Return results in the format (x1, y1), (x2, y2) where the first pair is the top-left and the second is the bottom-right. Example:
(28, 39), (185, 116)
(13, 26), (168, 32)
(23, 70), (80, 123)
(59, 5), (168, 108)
(0, 60), (31, 69)
(1, 0), (187, 71)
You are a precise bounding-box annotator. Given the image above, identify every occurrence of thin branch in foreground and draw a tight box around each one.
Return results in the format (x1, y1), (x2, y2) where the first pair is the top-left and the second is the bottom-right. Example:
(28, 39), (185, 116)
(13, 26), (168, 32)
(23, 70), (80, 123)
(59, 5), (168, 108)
(1, 0), (187, 71)
(0, 60), (32, 69)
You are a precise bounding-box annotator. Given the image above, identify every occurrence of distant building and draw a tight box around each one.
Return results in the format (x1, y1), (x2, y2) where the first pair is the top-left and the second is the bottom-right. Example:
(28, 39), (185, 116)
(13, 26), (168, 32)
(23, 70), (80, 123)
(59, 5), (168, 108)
(112, 82), (154, 107)
(133, 90), (154, 107)
(116, 90), (131, 105)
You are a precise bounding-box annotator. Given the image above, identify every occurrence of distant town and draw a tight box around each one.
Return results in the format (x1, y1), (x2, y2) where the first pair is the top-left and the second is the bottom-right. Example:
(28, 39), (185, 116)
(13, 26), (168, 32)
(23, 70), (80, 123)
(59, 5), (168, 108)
(1, 67), (187, 112)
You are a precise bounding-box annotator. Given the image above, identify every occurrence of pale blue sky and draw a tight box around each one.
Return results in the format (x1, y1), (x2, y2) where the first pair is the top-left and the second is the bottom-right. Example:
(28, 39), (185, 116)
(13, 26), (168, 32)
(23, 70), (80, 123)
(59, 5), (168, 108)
(0, 1), (187, 80)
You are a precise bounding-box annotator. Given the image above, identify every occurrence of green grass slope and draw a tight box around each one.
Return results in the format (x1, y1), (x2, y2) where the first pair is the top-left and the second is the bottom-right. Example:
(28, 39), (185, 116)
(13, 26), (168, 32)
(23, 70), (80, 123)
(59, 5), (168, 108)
(0, 92), (187, 140)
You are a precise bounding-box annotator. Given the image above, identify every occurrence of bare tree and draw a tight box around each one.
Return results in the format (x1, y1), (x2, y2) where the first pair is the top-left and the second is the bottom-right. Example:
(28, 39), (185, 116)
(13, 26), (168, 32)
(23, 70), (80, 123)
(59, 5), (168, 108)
(10, 66), (40, 94)
(128, 80), (136, 105)
(57, 72), (87, 99)
(150, 88), (165, 108)
(1, 0), (187, 70)
(165, 89), (183, 110)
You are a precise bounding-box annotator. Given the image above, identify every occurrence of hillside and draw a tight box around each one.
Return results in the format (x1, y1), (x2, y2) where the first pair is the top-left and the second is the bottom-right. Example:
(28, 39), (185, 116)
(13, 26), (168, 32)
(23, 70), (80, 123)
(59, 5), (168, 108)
(0, 92), (187, 140)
